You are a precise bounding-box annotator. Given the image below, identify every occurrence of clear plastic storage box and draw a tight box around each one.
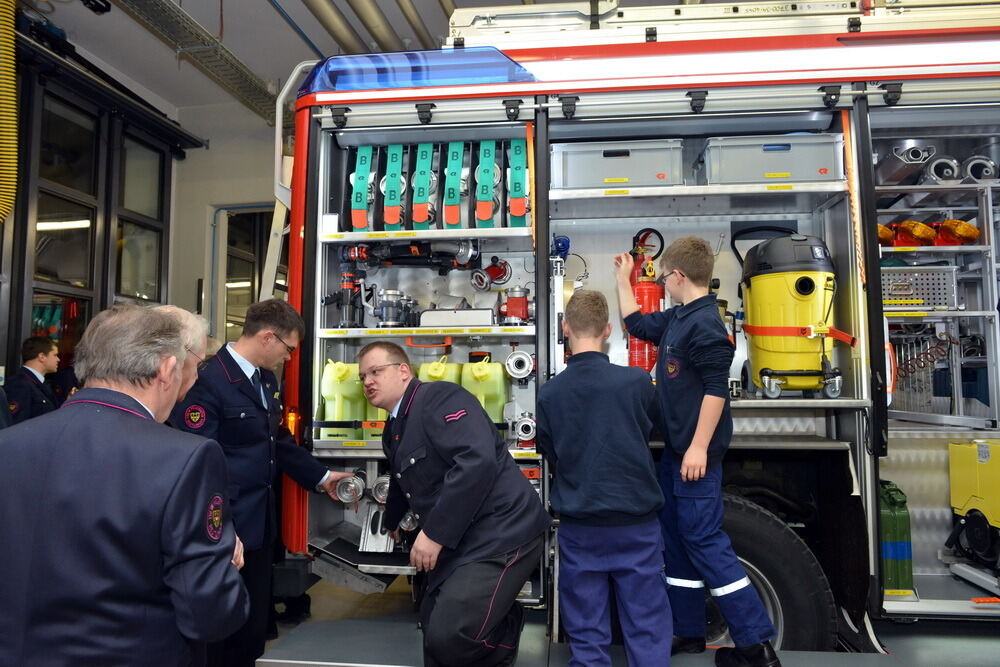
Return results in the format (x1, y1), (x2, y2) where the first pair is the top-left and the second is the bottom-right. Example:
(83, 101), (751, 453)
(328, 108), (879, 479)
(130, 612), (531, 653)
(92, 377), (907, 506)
(699, 133), (844, 184)
(551, 139), (684, 189)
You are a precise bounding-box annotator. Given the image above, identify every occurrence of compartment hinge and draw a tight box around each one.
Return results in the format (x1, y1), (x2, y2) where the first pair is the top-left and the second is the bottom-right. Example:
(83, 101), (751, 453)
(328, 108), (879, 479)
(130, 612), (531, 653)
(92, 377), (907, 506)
(687, 90), (708, 114)
(330, 106), (350, 129)
(880, 83), (903, 107)
(559, 95), (580, 120)
(819, 85), (841, 109)
(416, 102), (436, 125)
(645, 27), (657, 42)
(503, 98), (523, 121)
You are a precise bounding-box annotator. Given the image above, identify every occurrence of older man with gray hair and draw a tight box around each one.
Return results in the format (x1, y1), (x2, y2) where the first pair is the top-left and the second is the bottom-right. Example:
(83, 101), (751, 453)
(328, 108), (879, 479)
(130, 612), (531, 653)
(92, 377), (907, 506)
(0, 304), (249, 667)
(154, 304), (210, 401)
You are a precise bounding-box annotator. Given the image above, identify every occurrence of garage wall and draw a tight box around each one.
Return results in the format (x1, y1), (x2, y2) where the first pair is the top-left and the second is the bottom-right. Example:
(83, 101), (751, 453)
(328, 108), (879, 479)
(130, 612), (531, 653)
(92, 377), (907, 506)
(170, 101), (273, 335)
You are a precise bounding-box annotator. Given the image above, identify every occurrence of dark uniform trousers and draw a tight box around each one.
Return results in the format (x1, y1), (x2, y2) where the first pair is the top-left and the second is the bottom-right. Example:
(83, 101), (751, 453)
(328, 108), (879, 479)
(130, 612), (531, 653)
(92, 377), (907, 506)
(421, 535), (542, 667)
(381, 380), (550, 667)
(171, 346), (329, 667)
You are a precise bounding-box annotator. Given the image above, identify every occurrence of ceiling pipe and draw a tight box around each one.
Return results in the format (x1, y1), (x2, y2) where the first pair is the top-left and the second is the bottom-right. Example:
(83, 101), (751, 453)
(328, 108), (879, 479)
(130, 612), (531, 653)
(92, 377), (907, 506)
(396, 0), (436, 50)
(300, 0), (367, 54)
(438, 0), (456, 20)
(346, 0), (405, 52)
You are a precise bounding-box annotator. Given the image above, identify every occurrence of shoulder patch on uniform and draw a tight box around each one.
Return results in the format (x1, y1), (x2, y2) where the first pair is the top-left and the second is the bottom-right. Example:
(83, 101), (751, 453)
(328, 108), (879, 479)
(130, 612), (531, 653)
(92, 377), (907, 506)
(206, 494), (224, 541)
(184, 404), (207, 429)
(443, 409), (467, 423)
(665, 358), (681, 379)
(8, 401), (18, 414)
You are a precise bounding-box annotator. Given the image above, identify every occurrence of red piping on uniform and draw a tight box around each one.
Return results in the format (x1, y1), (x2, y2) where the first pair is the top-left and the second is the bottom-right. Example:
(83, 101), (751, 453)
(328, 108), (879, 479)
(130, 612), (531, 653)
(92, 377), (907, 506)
(474, 546), (522, 642)
(62, 400), (150, 420)
(403, 382), (423, 416)
(216, 353), (241, 384)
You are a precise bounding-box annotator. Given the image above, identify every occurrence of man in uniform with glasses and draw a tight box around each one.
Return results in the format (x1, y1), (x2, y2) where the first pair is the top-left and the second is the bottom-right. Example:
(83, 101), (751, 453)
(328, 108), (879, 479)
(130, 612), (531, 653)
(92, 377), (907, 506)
(358, 341), (550, 667)
(172, 298), (353, 667)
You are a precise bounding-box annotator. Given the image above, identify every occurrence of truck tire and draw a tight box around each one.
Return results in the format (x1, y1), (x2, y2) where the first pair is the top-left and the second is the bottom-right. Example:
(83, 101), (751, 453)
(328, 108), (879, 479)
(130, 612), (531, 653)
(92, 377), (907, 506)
(708, 494), (838, 651)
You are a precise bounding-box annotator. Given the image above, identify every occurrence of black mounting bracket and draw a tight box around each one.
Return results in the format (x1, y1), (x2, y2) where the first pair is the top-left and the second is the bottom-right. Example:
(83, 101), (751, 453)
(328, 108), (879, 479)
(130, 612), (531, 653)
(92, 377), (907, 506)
(416, 103), (436, 125)
(847, 16), (861, 32)
(880, 83), (903, 107)
(330, 107), (351, 129)
(503, 99), (523, 121)
(646, 27), (657, 42)
(819, 85), (841, 109)
(687, 90), (708, 114)
(559, 95), (580, 120)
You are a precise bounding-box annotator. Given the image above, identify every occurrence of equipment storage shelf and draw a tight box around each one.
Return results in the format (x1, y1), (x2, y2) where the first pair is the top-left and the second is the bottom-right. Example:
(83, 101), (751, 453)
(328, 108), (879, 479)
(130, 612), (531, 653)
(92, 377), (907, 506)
(319, 326), (536, 338)
(546, 182), (867, 405)
(549, 183), (847, 220)
(318, 222), (534, 244)
(871, 184), (1000, 430)
(300, 90), (547, 605)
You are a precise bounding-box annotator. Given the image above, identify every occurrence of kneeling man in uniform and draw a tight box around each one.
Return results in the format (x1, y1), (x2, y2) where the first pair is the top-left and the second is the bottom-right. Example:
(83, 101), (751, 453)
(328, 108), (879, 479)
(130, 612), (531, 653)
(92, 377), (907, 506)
(359, 341), (551, 667)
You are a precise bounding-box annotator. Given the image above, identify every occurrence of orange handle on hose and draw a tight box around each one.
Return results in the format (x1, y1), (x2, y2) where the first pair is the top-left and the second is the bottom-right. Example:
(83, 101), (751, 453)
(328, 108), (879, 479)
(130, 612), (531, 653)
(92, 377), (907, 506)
(405, 336), (453, 349)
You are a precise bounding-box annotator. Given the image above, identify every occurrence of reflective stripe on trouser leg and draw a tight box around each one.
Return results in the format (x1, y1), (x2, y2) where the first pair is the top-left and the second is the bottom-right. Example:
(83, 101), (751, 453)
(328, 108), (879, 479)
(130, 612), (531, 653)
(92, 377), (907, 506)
(659, 462), (707, 639)
(665, 577), (704, 589)
(663, 459), (776, 646)
(710, 576), (750, 597)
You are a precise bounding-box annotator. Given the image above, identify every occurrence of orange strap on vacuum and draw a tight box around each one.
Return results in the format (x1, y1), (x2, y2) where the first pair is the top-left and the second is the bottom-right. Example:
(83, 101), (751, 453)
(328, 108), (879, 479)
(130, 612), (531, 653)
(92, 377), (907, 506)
(742, 324), (857, 347)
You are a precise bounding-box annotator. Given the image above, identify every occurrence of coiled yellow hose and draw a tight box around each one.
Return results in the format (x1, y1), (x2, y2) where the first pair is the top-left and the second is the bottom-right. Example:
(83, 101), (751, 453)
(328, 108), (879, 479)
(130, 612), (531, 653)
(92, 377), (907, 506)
(0, 0), (15, 224)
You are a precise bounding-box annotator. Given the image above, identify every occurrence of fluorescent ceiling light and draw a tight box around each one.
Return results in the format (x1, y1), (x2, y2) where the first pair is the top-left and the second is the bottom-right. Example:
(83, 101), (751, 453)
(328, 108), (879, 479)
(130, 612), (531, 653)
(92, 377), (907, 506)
(37, 219), (91, 231)
(225, 281), (252, 288)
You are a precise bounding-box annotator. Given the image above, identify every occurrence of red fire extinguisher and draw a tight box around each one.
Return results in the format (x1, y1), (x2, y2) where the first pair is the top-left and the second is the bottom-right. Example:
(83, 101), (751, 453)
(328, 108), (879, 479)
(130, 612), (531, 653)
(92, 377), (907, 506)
(628, 228), (664, 372)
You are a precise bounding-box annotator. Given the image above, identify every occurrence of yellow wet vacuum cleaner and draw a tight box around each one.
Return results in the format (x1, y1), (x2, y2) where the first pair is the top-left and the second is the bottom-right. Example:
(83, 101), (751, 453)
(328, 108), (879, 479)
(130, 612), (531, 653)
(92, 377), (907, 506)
(739, 233), (856, 399)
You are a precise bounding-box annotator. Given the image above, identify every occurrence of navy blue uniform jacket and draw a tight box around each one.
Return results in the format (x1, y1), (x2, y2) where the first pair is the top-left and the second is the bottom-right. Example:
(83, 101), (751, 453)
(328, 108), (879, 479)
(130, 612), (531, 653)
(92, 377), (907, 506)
(383, 379), (551, 593)
(625, 293), (735, 466)
(0, 387), (249, 667)
(536, 351), (663, 525)
(171, 346), (329, 551)
(4, 366), (57, 424)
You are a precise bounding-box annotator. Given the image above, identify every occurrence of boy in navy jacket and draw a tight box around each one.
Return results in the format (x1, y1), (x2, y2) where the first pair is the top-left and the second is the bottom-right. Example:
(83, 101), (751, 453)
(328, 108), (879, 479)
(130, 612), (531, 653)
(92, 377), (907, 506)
(615, 238), (781, 667)
(537, 290), (671, 667)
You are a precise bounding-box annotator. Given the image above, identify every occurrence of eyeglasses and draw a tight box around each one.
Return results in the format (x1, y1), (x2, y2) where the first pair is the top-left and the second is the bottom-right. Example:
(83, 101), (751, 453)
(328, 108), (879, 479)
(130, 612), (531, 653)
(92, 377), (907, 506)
(185, 346), (209, 371)
(273, 332), (296, 355)
(656, 269), (685, 286)
(358, 362), (402, 383)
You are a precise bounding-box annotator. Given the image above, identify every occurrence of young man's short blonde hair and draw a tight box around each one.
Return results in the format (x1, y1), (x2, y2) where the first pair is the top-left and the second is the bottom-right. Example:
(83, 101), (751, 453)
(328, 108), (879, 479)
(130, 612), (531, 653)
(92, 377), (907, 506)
(660, 236), (714, 287)
(564, 290), (609, 337)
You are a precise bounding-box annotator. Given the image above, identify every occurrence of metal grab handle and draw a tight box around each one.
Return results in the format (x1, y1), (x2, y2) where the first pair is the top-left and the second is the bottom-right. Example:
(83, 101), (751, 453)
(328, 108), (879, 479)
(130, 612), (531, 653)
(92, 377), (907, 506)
(275, 60), (320, 208)
(405, 336), (453, 349)
(887, 281), (915, 296)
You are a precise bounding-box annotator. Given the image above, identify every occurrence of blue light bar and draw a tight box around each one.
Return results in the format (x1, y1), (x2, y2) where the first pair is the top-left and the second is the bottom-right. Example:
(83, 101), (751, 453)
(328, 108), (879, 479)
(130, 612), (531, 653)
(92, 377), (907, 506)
(298, 47), (535, 96)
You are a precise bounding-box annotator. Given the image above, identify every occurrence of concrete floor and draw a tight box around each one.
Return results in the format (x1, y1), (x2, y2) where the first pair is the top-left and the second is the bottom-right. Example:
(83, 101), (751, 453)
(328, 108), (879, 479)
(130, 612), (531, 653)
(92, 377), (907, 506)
(259, 579), (1000, 666)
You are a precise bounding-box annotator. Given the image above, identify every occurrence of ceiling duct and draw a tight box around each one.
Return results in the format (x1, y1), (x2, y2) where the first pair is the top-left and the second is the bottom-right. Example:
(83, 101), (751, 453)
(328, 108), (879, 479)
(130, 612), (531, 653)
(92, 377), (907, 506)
(300, 0), (367, 54)
(438, 0), (456, 19)
(112, 0), (276, 124)
(346, 0), (405, 52)
(396, 0), (436, 50)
